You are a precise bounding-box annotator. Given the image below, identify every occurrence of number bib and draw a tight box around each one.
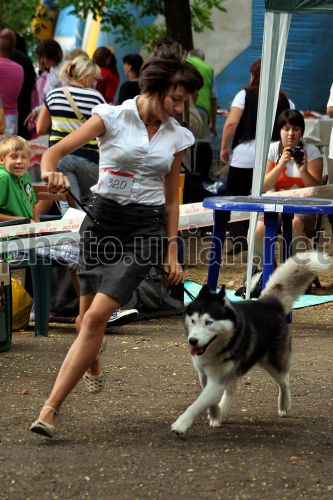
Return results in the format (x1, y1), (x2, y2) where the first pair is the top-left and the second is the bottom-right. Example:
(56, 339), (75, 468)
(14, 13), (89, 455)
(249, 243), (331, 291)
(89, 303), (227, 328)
(97, 168), (134, 197)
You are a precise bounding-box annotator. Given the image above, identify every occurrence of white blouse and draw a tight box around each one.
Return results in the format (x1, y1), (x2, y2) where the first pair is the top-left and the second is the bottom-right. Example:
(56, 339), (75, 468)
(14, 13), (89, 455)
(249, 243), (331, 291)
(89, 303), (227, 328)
(91, 97), (194, 205)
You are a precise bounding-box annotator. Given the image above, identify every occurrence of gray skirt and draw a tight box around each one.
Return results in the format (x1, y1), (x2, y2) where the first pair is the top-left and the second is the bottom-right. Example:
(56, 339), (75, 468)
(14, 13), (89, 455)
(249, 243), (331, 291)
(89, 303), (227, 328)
(77, 194), (167, 305)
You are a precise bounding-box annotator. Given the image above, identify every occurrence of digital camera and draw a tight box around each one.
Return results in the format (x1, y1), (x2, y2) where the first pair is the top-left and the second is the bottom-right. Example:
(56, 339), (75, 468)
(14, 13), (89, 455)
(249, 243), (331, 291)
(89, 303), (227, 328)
(289, 146), (304, 163)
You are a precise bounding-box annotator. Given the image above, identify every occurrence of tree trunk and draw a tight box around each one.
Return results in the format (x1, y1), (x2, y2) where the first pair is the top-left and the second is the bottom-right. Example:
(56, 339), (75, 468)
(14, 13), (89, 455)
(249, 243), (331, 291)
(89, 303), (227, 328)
(164, 0), (193, 51)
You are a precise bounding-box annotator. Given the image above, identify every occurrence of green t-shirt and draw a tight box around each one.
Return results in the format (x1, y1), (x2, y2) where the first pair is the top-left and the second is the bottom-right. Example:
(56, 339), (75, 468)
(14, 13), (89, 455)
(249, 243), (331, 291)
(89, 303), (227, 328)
(187, 55), (214, 119)
(0, 166), (36, 220)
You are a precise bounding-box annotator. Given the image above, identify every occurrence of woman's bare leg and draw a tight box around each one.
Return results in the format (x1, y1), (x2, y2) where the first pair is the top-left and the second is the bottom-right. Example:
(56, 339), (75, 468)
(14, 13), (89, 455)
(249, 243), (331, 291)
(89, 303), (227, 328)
(253, 219), (265, 267)
(291, 216), (309, 254)
(35, 292), (120, 426)
(75, 293), (95, 333)
(75, 294), (101, 376)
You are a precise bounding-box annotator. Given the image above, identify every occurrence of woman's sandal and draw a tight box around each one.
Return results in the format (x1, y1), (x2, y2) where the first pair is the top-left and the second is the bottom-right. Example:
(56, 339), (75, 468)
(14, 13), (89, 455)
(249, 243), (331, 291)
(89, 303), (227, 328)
(83, 337), (107, 394)
(30, 405), (58, 438)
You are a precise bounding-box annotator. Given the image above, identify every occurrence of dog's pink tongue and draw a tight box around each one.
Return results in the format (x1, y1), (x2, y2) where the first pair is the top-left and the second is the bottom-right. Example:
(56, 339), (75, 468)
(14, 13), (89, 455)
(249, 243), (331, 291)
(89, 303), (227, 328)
(190, 346), (204, 356)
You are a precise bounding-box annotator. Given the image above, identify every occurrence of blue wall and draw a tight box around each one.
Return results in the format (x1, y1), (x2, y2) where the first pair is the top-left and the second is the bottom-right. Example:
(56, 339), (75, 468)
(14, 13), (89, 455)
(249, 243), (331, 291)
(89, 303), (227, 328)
(218, 0), (333, 113)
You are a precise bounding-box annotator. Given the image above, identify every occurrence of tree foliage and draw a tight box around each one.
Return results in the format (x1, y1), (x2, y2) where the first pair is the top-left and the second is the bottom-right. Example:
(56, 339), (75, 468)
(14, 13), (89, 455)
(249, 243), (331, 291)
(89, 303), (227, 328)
(57, 0), (226, 50)
(0, 0), (39, 49)
(0, 0), (226, 53)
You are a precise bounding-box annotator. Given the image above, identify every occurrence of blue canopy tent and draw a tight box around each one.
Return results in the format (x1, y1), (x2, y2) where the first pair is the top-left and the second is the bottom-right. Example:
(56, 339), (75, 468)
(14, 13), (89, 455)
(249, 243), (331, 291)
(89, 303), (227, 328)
(245, 0), (333, 297)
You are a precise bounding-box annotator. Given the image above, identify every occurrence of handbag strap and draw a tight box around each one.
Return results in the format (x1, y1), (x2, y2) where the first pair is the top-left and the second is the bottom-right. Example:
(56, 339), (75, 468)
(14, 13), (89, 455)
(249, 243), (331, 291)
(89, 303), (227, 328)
(62, 86), (86, 123)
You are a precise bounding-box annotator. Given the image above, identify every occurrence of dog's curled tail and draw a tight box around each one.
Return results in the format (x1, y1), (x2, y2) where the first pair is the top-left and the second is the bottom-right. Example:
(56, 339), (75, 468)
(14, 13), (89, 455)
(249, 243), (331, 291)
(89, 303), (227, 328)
(259, 251), (332, 313)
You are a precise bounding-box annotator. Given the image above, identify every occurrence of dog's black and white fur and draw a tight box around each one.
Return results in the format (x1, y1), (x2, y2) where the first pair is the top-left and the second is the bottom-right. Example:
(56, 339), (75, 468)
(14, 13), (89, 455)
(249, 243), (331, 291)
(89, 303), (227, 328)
(171, 251), (331, 435)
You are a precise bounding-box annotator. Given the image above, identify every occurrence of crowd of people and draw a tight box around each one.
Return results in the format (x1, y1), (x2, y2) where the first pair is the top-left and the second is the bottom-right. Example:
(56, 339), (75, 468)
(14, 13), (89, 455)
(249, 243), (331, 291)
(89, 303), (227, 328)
(0, 29), (331, 439)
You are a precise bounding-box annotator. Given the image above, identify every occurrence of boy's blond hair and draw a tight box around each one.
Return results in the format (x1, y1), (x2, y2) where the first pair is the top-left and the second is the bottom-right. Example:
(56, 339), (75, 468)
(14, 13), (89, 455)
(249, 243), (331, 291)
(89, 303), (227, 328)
(0, 135), (30, 159)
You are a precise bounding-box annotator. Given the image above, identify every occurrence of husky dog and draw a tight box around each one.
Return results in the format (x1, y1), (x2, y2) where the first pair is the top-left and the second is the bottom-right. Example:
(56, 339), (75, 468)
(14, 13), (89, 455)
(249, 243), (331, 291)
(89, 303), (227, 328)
(171, 251), (331, 436)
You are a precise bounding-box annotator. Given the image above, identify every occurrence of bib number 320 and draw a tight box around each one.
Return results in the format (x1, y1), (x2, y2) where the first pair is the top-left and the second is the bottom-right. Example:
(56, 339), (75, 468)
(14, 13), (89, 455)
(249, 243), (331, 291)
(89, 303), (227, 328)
(98, 168), (134, 197)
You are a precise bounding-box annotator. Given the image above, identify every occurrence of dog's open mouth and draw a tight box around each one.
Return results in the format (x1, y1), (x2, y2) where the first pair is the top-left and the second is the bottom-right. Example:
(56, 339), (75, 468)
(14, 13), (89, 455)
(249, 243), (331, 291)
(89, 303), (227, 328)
(190, 335), (217, 356)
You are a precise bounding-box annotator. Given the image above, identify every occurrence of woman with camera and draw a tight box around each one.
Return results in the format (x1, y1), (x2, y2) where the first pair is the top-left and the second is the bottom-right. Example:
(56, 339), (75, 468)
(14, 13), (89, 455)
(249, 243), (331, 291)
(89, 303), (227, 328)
(254, 109), (323, 263)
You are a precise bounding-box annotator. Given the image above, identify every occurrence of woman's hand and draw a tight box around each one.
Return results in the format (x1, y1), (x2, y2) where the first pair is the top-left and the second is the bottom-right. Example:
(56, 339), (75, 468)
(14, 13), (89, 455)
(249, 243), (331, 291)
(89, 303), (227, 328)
(220, 147), (230, 164)
(41, 171), (70, 193)
(24, 109), (38, 128)
(164, 259), (185, 285)
(277, 146), (292, 169)
(164, 240), (184, 285)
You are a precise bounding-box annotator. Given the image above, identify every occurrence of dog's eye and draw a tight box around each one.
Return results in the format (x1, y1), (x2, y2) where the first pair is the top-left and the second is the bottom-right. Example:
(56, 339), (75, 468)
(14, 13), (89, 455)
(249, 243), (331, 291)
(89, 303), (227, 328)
(191, 318), (195, 324)
(205, 320), (213, 326)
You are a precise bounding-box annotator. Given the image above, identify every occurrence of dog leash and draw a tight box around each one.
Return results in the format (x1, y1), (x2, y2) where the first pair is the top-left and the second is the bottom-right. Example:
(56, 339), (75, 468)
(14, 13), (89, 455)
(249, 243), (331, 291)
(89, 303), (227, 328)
(183, 285), (196, 301)
(65, 188), (99, 225)
(65, 190), (192, 290)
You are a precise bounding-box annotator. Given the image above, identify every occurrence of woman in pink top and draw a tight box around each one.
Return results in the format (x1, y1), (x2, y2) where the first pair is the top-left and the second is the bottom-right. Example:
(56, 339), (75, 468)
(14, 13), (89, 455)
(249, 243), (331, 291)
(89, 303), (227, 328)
(0, 34), (23, 135)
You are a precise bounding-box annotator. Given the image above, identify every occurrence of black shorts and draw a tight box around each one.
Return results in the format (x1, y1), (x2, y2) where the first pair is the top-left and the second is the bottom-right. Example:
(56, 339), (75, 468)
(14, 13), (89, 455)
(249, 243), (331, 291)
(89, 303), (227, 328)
(78, 194), (167, 305)
(226, 166), (253, 196)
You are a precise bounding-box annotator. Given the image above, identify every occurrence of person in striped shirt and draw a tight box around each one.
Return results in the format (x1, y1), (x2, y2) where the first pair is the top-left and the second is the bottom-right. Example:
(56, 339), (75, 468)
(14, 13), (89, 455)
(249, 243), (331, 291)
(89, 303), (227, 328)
(36, 55), (105, 214)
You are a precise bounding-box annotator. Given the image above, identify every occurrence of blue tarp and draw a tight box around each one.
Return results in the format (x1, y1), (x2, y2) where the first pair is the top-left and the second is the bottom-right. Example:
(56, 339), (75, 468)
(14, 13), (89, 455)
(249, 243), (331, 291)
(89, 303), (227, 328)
(184, 280), (333, 310)
(265, 1), (333, 13)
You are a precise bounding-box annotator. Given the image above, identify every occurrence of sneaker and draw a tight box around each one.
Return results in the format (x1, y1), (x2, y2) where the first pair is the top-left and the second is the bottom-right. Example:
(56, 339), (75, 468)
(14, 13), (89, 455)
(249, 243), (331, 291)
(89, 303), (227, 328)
(107, 308), (139, 327)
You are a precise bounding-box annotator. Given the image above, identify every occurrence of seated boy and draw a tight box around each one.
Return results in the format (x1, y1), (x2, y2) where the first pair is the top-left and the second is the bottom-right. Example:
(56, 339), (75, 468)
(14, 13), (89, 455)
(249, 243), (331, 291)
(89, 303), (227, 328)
(0, 135), (79, 273)
(0, 135), (52, 223)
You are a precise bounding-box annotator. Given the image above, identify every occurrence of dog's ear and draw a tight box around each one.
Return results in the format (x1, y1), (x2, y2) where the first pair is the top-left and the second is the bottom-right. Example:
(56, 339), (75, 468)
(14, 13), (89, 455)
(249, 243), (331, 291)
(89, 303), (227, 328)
(197, 284), (212, 300)
(217, 284), (226, 302)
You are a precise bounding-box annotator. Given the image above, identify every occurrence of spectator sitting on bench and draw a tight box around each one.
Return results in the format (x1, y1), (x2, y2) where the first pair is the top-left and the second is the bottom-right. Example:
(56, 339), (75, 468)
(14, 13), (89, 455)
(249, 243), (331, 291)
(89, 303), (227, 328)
(0, 135), (79, 288)
(0, 135), (138, 326)
(0, 135), (53, 223)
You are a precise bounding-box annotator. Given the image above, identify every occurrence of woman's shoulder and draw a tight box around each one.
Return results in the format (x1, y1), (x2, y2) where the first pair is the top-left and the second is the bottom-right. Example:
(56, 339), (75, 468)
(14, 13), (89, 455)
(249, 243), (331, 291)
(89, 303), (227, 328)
(92, 100), (139, 129)
(268, 141), (280, 158)
(168, 119), (195, 149)
(304, 142), (322, 159)
(231, 89), (246, 109)
(67, 86), (105, 100)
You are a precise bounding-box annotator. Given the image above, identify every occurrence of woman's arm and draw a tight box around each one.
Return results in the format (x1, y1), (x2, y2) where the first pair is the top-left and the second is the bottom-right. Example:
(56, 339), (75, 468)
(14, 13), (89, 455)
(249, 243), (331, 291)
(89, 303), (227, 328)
(327, 105), (333, 117)
(263, 148), (323, 192)
(298, 153), (323, 187)
(36, 104), (51, 136)
(220, 106), (243, 164)
(164, 150), (184, 285)
(40, 114), (106, 192)
(263, 147), (291, 192)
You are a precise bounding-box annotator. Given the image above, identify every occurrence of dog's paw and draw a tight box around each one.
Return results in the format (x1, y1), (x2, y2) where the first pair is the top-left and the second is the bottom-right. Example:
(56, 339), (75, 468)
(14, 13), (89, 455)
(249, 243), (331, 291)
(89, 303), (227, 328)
(208, 405), (222, 427)
(208, 416), (222, 428)
(171, 415), (191, 436)
(278, 392), (291, 417)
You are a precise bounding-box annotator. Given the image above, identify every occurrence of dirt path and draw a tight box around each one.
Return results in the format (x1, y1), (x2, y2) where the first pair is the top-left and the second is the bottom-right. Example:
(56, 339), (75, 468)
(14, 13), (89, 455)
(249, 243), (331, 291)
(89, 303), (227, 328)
(0, 300), (332, 499)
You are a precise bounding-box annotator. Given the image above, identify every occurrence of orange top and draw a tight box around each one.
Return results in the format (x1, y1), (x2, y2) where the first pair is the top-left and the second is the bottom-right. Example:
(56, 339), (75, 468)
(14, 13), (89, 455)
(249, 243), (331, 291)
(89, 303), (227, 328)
(274, 164), (304, 192)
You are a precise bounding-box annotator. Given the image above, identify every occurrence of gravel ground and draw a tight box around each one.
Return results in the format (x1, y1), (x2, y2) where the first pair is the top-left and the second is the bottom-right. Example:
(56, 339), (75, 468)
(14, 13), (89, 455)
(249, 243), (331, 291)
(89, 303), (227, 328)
(0, 233), (332, 500)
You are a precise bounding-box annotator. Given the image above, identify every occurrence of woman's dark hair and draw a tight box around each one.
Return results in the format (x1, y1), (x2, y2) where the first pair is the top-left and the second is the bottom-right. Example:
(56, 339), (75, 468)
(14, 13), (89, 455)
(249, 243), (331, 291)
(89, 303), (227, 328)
(139, 54), (203, 98)
(246, 58), (289, 100)
(276, 109), (305, 136)
(36, 38), (63, 65)
(246, 59), (261, 91)
(123, 53), (143, 77)
(93, 46), (118, 75)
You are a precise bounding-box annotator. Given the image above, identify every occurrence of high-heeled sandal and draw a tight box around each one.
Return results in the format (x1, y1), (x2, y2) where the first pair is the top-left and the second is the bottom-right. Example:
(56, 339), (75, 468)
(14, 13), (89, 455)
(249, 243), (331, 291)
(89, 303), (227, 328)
(83, 337), (106, 394)
(30, 405), (58, 438)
